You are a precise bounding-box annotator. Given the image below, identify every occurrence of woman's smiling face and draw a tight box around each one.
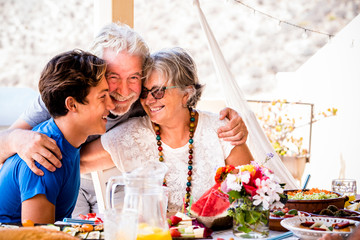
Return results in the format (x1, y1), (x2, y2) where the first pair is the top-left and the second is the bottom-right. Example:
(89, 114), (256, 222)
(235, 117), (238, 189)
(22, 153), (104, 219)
(140, 70), (188, 125)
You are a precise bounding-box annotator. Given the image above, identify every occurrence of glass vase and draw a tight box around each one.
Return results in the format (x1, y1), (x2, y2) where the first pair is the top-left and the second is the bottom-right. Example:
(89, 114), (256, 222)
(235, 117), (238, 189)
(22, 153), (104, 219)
(230, 198), (269, 239)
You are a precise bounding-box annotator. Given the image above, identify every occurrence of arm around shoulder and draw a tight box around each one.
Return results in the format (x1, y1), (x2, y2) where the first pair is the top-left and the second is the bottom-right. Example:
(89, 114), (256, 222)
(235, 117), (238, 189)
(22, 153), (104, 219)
(0, 119), (32, 163)
(0, 118), (62, 175)
(80, 138), (114, 174)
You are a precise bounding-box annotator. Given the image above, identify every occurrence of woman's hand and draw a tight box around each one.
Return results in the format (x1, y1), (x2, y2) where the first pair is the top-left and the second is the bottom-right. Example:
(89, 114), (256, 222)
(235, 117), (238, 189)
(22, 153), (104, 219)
(217, 107), (248, 145)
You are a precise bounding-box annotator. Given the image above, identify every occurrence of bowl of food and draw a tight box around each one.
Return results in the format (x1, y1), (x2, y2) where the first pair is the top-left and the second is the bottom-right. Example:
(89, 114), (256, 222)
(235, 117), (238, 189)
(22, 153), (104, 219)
(314, 204), (360, 221)
(284, 188), (348, 214)
(269, 208), (310, 231)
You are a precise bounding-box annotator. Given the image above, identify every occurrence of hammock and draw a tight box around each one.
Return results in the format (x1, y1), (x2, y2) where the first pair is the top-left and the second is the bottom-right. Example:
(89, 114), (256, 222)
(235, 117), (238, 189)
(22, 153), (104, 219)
(193, 0), (299, 189)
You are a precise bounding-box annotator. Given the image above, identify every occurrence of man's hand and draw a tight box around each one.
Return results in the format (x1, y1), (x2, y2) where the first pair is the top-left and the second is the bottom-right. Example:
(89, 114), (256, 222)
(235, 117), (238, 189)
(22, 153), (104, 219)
(218, 107), (248, 145)
(10, 129), (62, 176)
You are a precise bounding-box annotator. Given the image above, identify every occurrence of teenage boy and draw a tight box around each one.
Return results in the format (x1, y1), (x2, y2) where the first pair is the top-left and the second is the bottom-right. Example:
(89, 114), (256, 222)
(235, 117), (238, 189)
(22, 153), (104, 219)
(0, 50), (114, 223)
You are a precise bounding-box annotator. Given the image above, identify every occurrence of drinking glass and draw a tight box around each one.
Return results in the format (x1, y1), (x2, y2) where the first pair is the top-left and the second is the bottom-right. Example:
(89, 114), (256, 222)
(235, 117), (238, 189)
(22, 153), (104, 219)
(162, 186), (169, 216)
(331, 179), (357, 196)
(104, 208), (138, 240)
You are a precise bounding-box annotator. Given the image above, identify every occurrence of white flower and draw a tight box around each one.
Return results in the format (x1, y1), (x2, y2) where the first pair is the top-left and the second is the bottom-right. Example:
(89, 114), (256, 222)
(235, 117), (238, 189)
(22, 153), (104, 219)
(226, 174), (242, 192)
(255, 178), (272, 195)
(240, 171), (251, 184)
(253, 192), (270, 209)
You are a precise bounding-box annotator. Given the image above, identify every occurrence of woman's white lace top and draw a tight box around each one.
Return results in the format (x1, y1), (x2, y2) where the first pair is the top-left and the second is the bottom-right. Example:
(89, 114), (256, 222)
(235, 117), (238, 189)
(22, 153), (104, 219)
(101, 110), (234, 212)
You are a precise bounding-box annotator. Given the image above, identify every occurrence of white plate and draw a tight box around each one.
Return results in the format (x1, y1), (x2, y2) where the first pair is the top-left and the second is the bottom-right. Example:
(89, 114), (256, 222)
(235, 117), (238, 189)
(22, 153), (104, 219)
(280, 216), (359, 240)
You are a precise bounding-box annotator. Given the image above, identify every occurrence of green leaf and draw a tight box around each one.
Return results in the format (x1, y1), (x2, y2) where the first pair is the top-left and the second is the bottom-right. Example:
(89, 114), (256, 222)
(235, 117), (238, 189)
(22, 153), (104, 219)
(273, 210), (285, 216)
(237, 225), (252, 233)
(228, 191), (242, 203)
(288, 209), (298, 215)
(245, 210), (261, 224)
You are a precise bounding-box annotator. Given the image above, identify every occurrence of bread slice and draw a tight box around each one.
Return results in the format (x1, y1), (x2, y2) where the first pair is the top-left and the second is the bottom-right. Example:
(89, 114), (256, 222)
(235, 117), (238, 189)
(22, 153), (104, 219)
(0, 226), (78, 240)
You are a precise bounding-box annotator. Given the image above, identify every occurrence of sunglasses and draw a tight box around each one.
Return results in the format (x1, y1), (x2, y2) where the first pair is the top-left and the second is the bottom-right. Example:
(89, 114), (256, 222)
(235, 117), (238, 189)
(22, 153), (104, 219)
(140, 86), (179, 99)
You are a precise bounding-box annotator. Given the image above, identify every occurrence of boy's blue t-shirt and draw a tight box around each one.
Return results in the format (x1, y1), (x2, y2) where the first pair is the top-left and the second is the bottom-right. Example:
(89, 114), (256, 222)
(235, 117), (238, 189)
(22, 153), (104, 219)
(0, 118), (80, 223)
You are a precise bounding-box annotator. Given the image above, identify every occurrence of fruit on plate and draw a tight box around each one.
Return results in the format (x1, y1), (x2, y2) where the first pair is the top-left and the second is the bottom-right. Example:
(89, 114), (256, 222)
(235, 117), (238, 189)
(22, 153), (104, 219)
(170, 228), (181, 237)
(78, 213), (103, 224)
(167, 212), (212, 238)
(170, 225), (205, 238)
(168, 215), (182, 226)
(189, 183), (232, 229)
(22, 219), (35, 227)
(81, 224), (94, 232)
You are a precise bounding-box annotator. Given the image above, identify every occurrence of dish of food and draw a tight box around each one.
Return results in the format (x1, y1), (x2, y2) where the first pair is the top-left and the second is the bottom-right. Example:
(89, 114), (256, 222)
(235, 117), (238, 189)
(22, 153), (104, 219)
(280, 216), (359, 240)
(0, 223), (104, 239)
(312, 204), (360, 221)
(168, 212), (213, 239)
(347, 199), (360, 212)
(284, 189), (347, 213)
(269, 208), (310, 231)
(287, 188), (339, 200)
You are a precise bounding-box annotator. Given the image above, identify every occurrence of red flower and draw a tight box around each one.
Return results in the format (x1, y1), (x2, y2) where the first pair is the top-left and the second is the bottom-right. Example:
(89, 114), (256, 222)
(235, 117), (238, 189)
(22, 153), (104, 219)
(242, 168), (265, 196)
(215, 165), (235, 184)
(243, 183), (258, 197)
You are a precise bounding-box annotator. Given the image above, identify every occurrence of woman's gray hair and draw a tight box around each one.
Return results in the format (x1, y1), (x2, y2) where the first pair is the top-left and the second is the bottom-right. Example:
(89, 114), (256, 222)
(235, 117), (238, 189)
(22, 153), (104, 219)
(90, 22), (150, 66)
(145, 47), (205, 108)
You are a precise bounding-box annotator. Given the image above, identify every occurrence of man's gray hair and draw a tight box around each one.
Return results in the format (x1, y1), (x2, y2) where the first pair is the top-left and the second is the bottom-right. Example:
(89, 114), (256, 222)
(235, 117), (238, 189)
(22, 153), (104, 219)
(90, 22), (150, 66)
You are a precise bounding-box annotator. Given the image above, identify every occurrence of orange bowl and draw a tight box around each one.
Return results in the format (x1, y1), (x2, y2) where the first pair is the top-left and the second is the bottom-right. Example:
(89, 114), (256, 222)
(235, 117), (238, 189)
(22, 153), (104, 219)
(284, 189), (348, 214)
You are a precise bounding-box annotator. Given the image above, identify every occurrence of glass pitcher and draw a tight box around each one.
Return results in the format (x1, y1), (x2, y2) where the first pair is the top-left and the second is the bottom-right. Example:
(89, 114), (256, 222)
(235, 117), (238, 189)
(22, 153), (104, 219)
(106, 161), (171, 240)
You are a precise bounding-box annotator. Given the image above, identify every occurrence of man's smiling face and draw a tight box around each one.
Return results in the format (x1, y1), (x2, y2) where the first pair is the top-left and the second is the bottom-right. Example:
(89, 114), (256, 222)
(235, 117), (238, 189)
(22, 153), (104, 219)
(103, 49), (143, 116)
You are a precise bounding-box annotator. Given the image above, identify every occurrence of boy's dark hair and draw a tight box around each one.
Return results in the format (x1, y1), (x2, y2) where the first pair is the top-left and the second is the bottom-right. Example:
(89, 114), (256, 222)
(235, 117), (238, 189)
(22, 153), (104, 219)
(39, 49), (107, 117)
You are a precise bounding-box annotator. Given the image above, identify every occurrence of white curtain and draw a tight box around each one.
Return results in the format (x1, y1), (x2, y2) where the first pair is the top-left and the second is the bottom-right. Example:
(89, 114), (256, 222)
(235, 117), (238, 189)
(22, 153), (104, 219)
(193, 0), (299, 189)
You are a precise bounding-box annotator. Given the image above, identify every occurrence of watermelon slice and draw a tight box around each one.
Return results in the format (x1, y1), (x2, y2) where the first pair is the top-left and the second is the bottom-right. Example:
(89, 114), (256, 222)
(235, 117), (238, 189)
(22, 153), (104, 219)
(190, 183), (233, 229)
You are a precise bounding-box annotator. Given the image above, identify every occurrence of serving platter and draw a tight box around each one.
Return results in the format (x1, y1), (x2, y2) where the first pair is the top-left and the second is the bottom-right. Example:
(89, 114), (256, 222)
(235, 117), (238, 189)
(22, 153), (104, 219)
(280, 216), (359, 240)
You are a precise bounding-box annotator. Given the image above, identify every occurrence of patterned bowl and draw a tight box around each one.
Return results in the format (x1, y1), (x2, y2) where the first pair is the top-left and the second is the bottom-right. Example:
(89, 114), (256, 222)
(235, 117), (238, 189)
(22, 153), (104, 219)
(280, 216), (359, 240)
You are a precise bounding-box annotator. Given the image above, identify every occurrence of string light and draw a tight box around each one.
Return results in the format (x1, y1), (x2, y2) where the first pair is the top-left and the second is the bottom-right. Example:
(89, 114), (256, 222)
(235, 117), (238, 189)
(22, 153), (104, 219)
(233, 0), (335, 39)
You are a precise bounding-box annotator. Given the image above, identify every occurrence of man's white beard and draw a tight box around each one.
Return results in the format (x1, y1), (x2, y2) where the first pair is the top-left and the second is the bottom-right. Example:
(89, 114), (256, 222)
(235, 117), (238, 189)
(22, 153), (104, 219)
(109, 91), (138, 116)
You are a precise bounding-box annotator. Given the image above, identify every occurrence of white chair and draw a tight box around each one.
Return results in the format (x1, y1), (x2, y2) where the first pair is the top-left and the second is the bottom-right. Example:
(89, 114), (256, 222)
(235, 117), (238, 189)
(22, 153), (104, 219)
(0, 87), (38, 129)
(91, 167), (123, 213)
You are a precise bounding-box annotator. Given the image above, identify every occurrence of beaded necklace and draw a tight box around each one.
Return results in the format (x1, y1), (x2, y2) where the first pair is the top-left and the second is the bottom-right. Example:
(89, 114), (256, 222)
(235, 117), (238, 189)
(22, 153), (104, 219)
(154, 107), (196, 208)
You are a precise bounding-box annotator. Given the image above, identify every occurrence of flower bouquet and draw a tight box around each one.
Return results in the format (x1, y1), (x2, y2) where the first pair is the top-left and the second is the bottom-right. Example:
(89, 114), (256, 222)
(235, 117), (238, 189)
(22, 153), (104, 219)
(215, 154), (286, 238)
